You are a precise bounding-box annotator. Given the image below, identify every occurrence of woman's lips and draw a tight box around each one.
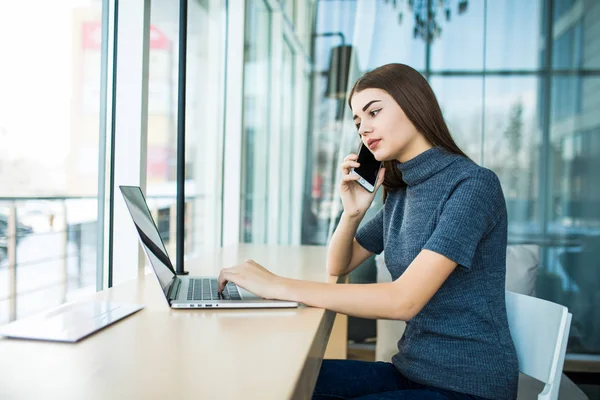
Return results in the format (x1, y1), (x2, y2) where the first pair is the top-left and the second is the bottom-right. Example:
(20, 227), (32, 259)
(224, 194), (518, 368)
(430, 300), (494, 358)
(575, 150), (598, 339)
(368, 139), (381, 150)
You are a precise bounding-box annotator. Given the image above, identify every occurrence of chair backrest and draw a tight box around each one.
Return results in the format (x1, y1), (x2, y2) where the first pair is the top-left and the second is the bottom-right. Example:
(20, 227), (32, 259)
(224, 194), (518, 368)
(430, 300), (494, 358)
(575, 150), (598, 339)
(506, 244), (539, 296)
(505, 291), (572, 400)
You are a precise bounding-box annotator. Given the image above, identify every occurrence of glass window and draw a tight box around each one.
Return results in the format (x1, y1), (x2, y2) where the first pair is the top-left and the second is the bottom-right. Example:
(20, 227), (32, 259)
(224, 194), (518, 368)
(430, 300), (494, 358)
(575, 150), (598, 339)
(429, 0), (485, 71)
(552, 23), (583, 70)
(545, 76), (600, 354)
(282, 0), (295, 25)
(553, 0), (576, 22)
(242, 0), (272, 243)
(185, 0), (227, 252)
(482, 77), (542, 235)
(429, 77), (483, 162)
(365, 0), (426, 71)
(314, 0), (357, 74)
(146, 0), (226, 257)
(0, 1), (105, 323)
(147, 0), (179, 258)
(299, 1), (315, 54)
(582, 2), (600, 69)
(313, 0), (600, 364)
(485, 0), (543, 70)
(278, 39), (296, 245)
(302, 73), (342, 246)
(551, 76), (582, 121)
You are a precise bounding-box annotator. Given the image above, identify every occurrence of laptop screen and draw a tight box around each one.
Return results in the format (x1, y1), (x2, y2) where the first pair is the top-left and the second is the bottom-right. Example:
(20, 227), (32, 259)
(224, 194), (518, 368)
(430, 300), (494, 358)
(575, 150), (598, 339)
(120, 186), (176, 295)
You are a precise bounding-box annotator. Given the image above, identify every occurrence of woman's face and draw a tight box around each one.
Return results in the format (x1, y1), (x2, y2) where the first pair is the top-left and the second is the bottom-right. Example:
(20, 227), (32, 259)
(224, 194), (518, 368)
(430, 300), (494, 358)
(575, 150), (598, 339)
(350, 87), (424, 162)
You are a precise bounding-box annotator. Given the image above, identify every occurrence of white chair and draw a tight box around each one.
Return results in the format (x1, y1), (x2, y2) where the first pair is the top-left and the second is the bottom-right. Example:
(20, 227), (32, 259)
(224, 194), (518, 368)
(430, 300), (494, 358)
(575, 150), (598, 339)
(506, 291), (572, 400)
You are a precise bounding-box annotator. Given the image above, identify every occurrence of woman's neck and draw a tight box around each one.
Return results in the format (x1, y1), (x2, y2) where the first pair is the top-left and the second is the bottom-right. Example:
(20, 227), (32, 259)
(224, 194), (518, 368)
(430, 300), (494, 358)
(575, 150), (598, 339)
(396, 137), (433, 163)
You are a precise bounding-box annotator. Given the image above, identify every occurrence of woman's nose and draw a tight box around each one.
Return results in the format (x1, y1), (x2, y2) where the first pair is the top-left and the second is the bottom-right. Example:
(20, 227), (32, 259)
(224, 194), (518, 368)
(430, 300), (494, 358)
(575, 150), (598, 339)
(358, 124), (372, 136)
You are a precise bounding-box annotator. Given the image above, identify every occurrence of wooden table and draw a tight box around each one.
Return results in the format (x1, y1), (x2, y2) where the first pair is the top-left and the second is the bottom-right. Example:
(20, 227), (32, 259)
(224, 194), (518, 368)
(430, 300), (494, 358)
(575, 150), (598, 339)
(0, 244), (347, 399)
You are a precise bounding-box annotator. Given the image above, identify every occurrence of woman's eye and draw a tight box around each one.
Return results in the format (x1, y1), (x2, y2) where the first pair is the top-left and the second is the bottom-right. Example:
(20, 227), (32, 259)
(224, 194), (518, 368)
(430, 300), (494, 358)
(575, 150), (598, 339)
(355, 122), (361, 130)
(370, 109), (380, 117)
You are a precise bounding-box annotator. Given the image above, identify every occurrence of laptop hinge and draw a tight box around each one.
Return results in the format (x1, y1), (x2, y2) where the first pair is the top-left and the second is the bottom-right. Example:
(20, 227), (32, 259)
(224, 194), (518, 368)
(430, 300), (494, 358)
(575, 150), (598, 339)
(166, 277), (180, 301)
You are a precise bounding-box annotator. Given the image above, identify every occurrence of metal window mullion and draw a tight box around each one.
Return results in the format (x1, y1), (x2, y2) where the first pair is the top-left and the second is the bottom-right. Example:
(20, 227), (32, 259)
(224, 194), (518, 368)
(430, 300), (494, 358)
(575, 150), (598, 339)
(425, 0), (432, 80)
(540, 0), (555, 238)
(301, 2), (318, 245)
(480, 0), (488, 166)
(218, 0), (231, 248)
(176, 0), (189, 275)
(107, 0), (120, 288)
(97, 0), (112, 291)
(426, 69), (600, 76)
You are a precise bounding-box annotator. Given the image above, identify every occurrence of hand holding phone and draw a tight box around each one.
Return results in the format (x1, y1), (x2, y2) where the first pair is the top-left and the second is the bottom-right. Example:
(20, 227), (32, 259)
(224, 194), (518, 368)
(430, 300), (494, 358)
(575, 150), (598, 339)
(351, 143), (383, 193)
(339, 144), (384, 217)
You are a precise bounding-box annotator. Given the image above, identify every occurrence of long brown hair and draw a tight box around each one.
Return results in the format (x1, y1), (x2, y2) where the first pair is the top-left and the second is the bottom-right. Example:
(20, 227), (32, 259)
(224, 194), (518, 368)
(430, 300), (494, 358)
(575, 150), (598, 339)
(348, 63), (469, 199)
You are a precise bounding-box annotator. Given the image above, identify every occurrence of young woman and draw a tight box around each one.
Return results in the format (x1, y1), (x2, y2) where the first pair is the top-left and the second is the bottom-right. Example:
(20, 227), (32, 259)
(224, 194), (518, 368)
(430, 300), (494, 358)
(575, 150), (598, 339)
(218, 64), (518, 400)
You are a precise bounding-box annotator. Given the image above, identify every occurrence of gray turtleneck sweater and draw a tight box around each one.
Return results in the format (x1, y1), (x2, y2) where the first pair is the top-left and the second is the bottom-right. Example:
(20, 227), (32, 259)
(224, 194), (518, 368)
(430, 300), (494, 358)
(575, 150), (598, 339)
(356, 147), (518, 400)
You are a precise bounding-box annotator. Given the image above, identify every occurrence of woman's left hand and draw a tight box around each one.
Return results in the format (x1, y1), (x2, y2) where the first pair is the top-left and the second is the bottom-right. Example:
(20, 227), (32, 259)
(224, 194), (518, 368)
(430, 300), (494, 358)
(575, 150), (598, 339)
(217, 259), (286, 300)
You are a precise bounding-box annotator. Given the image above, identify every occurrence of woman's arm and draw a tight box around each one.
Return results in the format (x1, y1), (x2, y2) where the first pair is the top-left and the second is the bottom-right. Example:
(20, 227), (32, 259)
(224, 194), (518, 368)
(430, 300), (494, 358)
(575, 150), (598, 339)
(283, 249), (457, 320)
(326, 154), (385, 276)
(326, 212), (374, 276)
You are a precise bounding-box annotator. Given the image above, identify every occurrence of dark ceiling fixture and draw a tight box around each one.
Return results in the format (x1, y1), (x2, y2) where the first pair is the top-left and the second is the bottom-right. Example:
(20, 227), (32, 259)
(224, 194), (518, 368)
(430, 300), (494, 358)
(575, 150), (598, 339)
(384, 0), (469, 42)
(325, 44), (360, 100)
(314, 31), (361, 118)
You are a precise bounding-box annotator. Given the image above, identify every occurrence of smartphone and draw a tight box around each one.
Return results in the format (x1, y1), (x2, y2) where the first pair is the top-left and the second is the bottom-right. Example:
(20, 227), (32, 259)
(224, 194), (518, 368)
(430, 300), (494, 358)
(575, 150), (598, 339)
(350, 142), (383, 192)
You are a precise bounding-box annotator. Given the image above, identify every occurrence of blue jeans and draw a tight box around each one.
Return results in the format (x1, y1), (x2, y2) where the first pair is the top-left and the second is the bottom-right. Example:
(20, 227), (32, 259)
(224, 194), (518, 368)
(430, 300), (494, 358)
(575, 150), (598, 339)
(312, 360), (489, 400)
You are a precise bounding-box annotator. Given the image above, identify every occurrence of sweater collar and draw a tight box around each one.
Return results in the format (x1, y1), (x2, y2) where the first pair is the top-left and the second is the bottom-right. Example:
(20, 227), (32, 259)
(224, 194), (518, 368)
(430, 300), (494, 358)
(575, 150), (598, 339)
(397, 147), (461, 186)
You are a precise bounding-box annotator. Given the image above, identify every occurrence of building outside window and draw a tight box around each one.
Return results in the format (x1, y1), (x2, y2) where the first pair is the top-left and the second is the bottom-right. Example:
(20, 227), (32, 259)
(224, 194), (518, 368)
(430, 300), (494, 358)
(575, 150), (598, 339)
(307, 0), (600, 370)
(0, 0), (106, 324)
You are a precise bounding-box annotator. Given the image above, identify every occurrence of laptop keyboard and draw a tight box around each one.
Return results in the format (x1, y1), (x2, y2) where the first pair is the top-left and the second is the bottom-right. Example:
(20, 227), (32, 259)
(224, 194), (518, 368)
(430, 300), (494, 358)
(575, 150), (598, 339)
(186, 278), (241, 301)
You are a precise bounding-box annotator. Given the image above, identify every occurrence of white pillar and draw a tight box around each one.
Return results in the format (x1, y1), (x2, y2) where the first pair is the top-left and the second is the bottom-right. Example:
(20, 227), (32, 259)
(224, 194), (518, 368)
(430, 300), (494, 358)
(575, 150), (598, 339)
(221, 0), (245, 246)
(112, 0), (151, 285)
(267, 6), (284, 245)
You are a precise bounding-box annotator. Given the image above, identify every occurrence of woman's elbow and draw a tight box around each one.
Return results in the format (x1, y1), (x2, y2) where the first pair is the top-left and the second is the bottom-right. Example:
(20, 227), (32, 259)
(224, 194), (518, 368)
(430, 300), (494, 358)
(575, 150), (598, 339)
(390, 298), (420, 321)
(325, 264), (339, 276)
(326, 262), (349, 277)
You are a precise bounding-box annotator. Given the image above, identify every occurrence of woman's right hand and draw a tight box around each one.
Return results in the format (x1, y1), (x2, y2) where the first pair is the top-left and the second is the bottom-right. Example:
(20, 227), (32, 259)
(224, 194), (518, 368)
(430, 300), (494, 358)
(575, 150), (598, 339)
(339, 153), (385, 218)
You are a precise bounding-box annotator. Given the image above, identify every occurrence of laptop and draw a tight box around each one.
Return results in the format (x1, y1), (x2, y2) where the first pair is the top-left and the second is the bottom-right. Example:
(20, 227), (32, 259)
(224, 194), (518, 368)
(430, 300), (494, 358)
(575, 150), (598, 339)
(119, 186), (298, 309)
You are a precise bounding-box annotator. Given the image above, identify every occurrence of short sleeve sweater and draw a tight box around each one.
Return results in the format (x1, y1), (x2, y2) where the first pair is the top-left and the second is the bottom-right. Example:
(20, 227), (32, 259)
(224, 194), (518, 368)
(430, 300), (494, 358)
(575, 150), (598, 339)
(356, 147), (518, 400)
